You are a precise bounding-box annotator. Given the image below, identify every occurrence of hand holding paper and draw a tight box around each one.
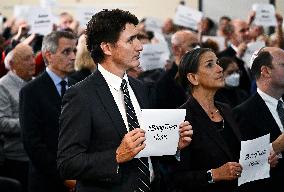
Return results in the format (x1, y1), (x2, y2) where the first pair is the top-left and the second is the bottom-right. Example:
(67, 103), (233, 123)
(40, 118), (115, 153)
(178, 121), (193, 150)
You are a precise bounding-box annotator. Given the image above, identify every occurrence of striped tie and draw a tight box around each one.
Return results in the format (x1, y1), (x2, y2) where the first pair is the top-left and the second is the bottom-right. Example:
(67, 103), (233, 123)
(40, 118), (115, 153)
(121, 79), (150, 192)
(277, 100), (284, 127)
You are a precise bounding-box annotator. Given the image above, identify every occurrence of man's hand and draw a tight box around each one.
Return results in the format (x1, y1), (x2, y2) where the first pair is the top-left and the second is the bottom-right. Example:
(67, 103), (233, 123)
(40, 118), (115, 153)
(64, 180), (76, 192)
(272, 133), (284, 153)
(178, 121), (193, 150)
(116, 128), (146, 163)
(268, 150), (279, 168)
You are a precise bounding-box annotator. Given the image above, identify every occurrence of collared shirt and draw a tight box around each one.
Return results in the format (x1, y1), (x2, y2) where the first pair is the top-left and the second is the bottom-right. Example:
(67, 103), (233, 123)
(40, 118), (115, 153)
(46, 67), (68, 97)
(98, 64), (154, 181)
(257, 88), (284, 132)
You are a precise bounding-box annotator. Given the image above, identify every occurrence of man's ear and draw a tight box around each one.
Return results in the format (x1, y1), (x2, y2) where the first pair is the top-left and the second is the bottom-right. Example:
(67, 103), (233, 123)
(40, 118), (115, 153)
(100, 42), (112, 56)
(187, 73), (199, 86)
(260, 65), (272, 78)
(44, 51), (52, 64)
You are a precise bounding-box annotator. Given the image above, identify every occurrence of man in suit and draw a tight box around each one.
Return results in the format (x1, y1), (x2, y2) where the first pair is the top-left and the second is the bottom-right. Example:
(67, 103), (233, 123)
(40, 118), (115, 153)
(0, 43), (35, 192)
(218, 19), (252, 94)
(233, 47), (284, 191)
(19, 31), (77, 192)
(155, 30), (199, 109)
(57, 9), (192, 192)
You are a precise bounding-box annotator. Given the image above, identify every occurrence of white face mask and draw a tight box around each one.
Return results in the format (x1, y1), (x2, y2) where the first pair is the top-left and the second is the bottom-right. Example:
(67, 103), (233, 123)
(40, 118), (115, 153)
(225, 72), (240, 87)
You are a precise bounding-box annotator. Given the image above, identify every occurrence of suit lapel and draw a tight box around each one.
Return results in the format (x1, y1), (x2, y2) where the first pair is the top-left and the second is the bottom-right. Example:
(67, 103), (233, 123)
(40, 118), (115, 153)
(41, 71), (62, 107)
(188, 97), (234, 159)
(252, 93), (282, 141)
(92, 71), (127, 138)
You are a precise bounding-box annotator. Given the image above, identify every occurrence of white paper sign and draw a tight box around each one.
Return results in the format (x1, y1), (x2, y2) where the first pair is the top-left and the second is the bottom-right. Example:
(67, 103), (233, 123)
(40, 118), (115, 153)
(0, 15), (3, 34)
(139, 43), (170, 71)
(173, 5), (203, 30)
(202, 36), (226, 52)
(136, 109), (186, 157)
(252, 3), (277, 26)
(40, 0), (57, 8)
(238, 134), (270, 186)
(28, 7), (53, 35)
(76, 7), (97, 28)
(14, 5), (32, 20)
(242, 41), (265, 69)
(145, 17), (162, 33)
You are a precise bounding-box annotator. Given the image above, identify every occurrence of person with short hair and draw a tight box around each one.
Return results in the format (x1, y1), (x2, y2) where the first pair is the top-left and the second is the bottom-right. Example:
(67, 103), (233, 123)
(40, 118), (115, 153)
(57, 9), (192, 192)
(19, 30), (77, 192)
(0, 43), (35, 192)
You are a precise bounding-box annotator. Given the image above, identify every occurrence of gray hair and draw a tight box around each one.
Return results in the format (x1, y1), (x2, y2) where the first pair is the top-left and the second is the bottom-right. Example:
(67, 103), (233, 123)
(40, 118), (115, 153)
(41, 31), (77, 65)
(4, 50), (14, 70)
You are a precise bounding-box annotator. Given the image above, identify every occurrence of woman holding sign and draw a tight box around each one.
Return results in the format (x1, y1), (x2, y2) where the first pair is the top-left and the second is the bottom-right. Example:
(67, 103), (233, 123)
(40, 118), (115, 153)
(172, 48), (242, 192)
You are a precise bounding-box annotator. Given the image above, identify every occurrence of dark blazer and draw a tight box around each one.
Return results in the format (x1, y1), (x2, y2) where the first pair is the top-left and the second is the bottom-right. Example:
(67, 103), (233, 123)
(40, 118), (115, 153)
(154, 63), (187, 109)
(173, 96), (241, 192)
(19, 71), (68, 192)
(69, 68), (93, 84)
(57, 70), (159, 192)
(233, 93), (284, 192)
(218, 46), (252, 94)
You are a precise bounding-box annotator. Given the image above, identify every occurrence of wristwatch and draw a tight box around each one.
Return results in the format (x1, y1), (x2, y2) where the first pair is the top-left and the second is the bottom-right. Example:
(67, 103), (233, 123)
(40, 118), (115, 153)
(206, 169), (214, 183)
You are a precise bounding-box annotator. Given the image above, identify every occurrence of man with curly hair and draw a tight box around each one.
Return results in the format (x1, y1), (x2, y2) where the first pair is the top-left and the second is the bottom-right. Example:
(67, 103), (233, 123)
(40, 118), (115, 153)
(57, 9), (192, 192)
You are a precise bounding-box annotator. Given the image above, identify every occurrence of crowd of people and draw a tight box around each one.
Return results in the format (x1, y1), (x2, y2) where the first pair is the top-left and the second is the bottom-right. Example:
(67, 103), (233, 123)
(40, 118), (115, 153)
(0, 3), (284, 192)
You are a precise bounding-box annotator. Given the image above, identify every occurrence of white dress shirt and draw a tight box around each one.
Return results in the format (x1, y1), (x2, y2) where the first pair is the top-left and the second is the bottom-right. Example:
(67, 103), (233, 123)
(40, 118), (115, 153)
(98, 64), (154, 181)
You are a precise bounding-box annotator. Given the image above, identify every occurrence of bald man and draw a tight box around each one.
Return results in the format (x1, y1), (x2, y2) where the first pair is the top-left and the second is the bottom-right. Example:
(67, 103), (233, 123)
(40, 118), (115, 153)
(155, 30), (199, 109)
(233, 47), (284, 192)
(0, 43), (35, 192)
(218, 19), (252, 94)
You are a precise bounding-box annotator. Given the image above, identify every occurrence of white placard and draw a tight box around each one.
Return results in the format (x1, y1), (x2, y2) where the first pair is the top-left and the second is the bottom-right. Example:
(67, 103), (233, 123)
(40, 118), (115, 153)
(238, 134), (270, 186)
(76, 7), (97, 28)
(0, 15), (3, 34)
(136, 109), (186, 157)
(13, 5), (32, 20)
(202, 36), (226, 52)
(139, 43), (170, 71)
(28, 7), (54, 35)
(145, 17), (162, 33)
(173, 5), (203, 30)
(242, 41), (265, 69)
(40, 0), (57, 8)
(252, 3), (277, 26)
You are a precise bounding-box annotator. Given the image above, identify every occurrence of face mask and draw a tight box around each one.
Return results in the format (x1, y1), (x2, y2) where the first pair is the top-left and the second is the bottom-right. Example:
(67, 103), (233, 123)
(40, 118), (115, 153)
(225, 72), (240, 87)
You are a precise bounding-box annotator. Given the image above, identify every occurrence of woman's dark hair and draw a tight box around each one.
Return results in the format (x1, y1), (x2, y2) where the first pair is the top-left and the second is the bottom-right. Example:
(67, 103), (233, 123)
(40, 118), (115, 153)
(179, 48), (212, 90)
(218, 57), (236, 71)
(86, 9), (139, 63)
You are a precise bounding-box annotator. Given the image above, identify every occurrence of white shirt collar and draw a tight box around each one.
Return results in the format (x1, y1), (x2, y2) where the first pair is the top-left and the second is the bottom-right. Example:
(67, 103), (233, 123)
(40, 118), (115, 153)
(97, 64), (129, 91)
(257, 88), (279, 109)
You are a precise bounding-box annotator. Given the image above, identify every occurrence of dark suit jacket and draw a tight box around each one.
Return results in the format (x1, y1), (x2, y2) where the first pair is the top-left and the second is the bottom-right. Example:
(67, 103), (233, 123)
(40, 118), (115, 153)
(19, 71), (68, 192)
(155, 63), (187, 109)
(69, 68), (93, 84)
(57, 70), (159, 192)
(233, 93), (284, 192)
(173, 96), (241, 192)
(218, 46), (252, 94)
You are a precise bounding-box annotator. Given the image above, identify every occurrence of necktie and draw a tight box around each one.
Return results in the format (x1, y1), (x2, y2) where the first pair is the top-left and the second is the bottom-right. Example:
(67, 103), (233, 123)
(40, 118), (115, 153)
(277, 100), (284, 127)
(60, 80), (67, 98)
(121, 79), (150, 192)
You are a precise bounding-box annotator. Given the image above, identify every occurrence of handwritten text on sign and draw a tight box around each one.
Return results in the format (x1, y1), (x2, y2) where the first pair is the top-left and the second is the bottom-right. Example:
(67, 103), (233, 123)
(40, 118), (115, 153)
(238, 134), (270, 186)
(136, 109), (185, 157)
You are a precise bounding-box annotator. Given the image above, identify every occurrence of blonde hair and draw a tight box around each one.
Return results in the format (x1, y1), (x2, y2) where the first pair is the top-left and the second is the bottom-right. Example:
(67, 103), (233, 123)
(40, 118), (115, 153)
(75, 34), (96, 71)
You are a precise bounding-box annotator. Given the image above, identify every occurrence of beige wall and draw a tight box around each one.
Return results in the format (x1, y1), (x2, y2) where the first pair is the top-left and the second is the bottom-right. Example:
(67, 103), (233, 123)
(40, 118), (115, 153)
(0, 0), (198, 22)
(0, 0), (283, 23)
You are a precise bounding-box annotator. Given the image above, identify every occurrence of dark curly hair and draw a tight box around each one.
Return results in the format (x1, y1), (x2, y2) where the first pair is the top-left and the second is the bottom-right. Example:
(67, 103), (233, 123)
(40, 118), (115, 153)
(179, 48), (212, 91)
(86, 9), (139, 63)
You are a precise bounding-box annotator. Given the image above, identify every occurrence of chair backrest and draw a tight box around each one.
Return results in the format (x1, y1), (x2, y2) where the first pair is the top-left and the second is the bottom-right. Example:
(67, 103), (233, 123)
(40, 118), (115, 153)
(0, 176), (22, 192)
